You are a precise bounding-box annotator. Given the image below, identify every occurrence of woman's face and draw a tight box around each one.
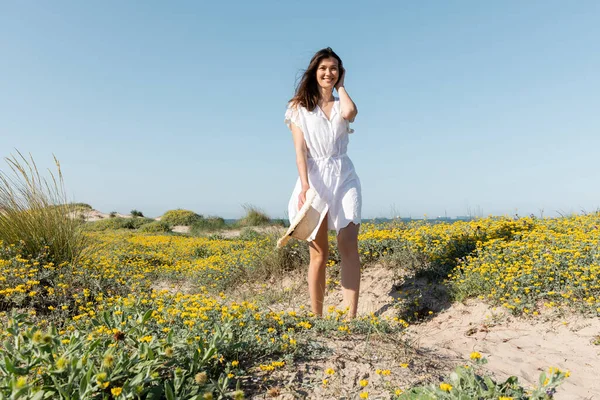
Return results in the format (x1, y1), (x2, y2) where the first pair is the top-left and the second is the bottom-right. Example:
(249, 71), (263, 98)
(315, 57), (339, 90)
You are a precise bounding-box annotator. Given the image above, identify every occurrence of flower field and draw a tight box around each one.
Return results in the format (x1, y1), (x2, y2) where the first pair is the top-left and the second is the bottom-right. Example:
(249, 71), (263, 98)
(358, 213), (600, 316)
(2, 212), (598, 398)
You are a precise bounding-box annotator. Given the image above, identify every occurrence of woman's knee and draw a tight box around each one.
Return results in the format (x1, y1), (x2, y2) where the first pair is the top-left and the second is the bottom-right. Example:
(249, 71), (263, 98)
(310, 251), (329, 267)
(309, 218), (329, 265)
(309, 240), (329, 267)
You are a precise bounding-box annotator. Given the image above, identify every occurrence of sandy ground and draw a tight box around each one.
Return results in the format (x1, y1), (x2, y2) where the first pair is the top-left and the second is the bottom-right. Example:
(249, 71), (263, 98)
(219, 226), (286, 238)
(171, 225), (285, 236)
(68, 209), (128, 221)
(171, 225), (190, 233)
(345, 266), (599, 399)
(241, 265), (600, 399)
(414, 301), (600, 399)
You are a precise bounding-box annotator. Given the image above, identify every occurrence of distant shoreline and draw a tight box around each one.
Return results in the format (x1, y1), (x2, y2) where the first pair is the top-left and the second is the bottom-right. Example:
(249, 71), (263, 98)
(222, 216), (477, 225)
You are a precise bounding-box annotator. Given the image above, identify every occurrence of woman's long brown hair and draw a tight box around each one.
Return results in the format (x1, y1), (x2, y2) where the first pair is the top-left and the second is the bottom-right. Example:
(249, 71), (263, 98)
(289, 47), (343, 112)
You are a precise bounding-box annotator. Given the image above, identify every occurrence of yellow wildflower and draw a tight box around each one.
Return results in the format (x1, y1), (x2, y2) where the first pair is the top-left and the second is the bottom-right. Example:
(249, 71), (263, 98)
(440, 383), (452, 392)
(15, 376), (27, 389)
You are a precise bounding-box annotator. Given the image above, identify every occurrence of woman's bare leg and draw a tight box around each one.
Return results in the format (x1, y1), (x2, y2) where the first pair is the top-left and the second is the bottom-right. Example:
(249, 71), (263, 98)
(307, 216), (329, 316)
(337, 222), (361, 318)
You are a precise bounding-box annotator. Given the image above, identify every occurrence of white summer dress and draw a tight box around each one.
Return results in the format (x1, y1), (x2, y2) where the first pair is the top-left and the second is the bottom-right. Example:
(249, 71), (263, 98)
(285, 96), (362, 241)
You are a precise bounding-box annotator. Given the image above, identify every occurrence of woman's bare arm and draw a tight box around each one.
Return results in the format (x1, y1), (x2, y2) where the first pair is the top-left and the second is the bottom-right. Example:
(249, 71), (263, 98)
(336, 68), (358, 122)
(290, 122), (310, 209)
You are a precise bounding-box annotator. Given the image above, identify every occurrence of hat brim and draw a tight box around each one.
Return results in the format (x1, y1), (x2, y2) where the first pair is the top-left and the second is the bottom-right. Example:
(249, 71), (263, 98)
(277, 188), (321, 248)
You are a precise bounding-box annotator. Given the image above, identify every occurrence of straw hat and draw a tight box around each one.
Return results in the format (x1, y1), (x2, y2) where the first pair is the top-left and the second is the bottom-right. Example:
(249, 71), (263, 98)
(277, 188), (322, 248)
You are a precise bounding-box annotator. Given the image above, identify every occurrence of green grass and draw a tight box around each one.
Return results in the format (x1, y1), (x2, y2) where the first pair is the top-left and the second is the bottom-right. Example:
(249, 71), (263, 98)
(69, 202), (92, 210)
(0, 151), (89, 264)
(236, 205), (271, 227)
(82, 217), (155, 231)
(190, 216), (227, 234)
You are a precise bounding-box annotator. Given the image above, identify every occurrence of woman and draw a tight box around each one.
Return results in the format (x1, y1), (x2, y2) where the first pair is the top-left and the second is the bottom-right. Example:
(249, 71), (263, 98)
(284, 47), (362, 318)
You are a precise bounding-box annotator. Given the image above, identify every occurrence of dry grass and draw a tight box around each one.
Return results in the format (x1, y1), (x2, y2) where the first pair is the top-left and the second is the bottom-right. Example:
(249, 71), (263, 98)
(237, 204), (272, 227)
(0, 151), (90, 264)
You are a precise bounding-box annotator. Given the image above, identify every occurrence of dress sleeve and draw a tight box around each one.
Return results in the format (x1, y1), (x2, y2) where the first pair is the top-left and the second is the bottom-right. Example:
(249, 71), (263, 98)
(284, 104), (302, 131)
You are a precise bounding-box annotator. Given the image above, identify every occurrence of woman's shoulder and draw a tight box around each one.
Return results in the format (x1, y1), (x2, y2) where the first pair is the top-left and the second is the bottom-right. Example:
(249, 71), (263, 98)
(287, 101), (313, 121)
(287, 100), (305, 111)
(285, 100), (306, 129)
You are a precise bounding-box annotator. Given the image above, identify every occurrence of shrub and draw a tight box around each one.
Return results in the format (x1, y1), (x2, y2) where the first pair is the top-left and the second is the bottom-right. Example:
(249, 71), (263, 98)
(130, 209), (144, 217)
(190, 216), (227, 234)
(242, 232), (310, 283)
(109, 211), (117, 218)
(237, 205), (271, 227)
(193, 244), (213, 258)
(83, 217), (154, 231)
(271, 218), (288, 227)
(70, 202), (92, 210)
(128, 217), (154, 229)
(161, 209), (203, 226)
(139, 220), (171, 233)
(239, 227), (262, 241)
(0, 151), (90, 264)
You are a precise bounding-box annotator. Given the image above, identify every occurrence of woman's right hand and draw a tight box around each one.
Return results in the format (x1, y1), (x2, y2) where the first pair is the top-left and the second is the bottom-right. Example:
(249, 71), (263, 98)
(298, 186), (310, 210)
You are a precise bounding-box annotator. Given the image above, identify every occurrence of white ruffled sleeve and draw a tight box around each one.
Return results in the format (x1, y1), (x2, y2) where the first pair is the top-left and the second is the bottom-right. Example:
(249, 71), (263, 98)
(284, 105), (302, 131)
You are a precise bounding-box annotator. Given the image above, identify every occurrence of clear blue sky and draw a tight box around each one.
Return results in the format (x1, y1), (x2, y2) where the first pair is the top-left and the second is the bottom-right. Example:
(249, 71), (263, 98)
(1, 1), (599, 219)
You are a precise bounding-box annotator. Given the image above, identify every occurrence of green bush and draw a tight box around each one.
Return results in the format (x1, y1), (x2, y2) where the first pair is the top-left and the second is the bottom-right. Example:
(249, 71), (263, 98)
(207, 233), (226, 241)
(81, 218), (120, 231)
(271, 218), (288, 227)
(239, 227), (262, 241)
(161, 209), (203, 226)
(130, 209), (144, 217)
(70, 202), (92, 210)
(128, 217), (154, 229)
(193, 244), (213, 258)
(83, 217), (154, 232)
(190, 216), (227, 234)
(0, 151), (90, 264)
(139, 221), (171, 233)
(237, 205), (271, 227)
